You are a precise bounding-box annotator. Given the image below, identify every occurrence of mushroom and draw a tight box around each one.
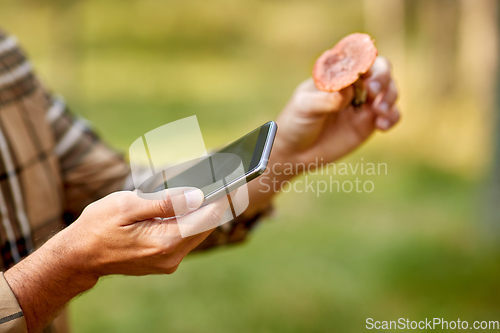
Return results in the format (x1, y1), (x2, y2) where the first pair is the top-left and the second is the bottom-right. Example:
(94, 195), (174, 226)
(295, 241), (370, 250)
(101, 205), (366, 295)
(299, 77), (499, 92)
(312, 33), (378, 107)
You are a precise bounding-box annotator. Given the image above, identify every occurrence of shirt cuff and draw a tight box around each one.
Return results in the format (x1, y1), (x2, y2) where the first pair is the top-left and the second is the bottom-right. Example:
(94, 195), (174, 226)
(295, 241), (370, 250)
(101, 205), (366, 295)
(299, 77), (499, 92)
(0, 273), (27, 333)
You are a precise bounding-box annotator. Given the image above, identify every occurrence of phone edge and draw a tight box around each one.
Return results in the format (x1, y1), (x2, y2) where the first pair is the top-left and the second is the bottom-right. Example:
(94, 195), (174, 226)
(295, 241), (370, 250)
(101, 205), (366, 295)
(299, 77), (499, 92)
(201, 121), (277, 206)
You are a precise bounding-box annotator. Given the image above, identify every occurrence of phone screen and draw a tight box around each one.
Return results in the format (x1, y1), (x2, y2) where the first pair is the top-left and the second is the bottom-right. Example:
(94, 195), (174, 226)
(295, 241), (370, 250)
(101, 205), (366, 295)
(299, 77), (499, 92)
(153, 122), (273, 197)
(218, 122), (271, 173)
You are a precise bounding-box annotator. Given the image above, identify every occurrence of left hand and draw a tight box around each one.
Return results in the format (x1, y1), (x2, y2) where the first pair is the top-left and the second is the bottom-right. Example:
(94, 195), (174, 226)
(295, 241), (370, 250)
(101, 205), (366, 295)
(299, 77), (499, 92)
(272, 56), (400, 172)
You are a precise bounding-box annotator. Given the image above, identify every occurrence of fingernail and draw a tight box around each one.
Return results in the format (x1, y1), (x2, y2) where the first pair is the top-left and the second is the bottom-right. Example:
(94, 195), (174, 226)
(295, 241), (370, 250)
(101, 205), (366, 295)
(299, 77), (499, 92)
(378, 102), (389, 114)
(184, 189), (204, 210)
(368, 81), (381, 96)
(376, 118), (390, 130)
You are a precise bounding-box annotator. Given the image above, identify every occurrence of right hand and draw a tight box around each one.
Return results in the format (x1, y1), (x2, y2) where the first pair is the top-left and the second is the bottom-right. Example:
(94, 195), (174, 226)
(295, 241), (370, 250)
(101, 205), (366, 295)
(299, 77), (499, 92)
(4, 187), (229, 333)
(55, 187), (229, 278)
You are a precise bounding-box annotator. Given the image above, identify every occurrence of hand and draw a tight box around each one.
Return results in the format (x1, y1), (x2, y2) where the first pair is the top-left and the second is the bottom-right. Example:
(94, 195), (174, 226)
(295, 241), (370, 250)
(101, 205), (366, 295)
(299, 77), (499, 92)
(273, 56), (400, 171)
(4, 188), (229, 332)
(72, 188), (230, 276)
(243, 57), (400, 215)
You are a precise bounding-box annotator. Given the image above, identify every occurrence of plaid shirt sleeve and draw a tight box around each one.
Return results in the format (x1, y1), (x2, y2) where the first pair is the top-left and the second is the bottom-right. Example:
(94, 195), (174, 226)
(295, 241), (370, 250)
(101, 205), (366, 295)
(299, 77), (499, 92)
(47, 95), (131, 224)
(0, 273), (27, 333)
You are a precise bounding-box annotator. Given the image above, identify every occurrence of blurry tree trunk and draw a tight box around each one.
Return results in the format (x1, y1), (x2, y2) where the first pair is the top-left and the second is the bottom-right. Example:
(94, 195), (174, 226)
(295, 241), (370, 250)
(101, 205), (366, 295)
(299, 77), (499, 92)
(48, 0), (83, 102)
(458, 0), (498, 110)
(458, 0), (498, 221)
(363, 0), (406, 110)
(417, 0), (460, 99)
(487, 1), (500, 236)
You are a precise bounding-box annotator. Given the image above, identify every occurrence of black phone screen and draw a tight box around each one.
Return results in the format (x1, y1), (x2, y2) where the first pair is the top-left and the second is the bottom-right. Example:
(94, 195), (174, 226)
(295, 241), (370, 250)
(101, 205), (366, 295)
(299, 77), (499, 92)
(153, 122), (272, 197)
(218, 122), (271, 173)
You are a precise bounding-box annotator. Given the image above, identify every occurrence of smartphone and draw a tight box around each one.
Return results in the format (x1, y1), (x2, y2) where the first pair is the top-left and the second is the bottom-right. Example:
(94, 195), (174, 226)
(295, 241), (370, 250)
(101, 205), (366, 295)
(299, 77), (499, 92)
(138, 121), (277, 205)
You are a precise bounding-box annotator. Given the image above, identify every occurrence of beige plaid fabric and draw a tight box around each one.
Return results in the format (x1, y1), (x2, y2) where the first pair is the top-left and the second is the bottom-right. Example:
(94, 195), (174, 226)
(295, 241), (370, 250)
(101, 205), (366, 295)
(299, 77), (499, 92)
(0, 29), (267, 333)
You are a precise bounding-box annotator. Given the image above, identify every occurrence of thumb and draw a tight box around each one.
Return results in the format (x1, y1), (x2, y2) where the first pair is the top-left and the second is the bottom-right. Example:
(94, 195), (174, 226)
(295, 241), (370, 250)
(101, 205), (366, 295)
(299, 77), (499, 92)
(130, 187), (204, 222)
(294, 86), (354, 116)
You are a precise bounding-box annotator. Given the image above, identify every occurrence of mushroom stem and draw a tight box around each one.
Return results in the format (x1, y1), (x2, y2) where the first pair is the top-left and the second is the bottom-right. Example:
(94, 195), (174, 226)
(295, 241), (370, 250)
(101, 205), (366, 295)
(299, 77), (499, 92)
(352, 78), (367, 107)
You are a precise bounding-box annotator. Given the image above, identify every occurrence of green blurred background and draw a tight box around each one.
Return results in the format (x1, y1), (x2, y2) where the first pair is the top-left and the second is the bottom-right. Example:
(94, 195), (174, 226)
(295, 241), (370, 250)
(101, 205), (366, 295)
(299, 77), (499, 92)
(1, 0), (500, 332)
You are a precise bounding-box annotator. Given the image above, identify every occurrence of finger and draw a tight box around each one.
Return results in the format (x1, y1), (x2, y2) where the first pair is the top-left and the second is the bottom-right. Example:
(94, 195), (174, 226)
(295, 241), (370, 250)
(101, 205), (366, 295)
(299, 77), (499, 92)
(295, 78), (318, 92)
(123, 187), (205, 222)
(294, 86), (354, 115)
(165, 226), (215, 267)
(362, 56), (392, 100)
(375, 105), (401, 131)
(166, 187), (240, 252)
(176, 194), (231, 238)
(372, 80), (398, 116)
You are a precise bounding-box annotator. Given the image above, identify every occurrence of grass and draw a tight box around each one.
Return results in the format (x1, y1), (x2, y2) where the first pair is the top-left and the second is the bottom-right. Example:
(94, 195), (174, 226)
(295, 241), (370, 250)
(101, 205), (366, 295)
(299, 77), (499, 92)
(69, 163), (500, 333)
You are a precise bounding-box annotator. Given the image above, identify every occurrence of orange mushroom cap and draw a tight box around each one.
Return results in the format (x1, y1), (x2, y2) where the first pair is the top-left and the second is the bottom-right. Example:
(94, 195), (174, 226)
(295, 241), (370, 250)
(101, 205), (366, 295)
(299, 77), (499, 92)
(313, 33), (378, 92)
